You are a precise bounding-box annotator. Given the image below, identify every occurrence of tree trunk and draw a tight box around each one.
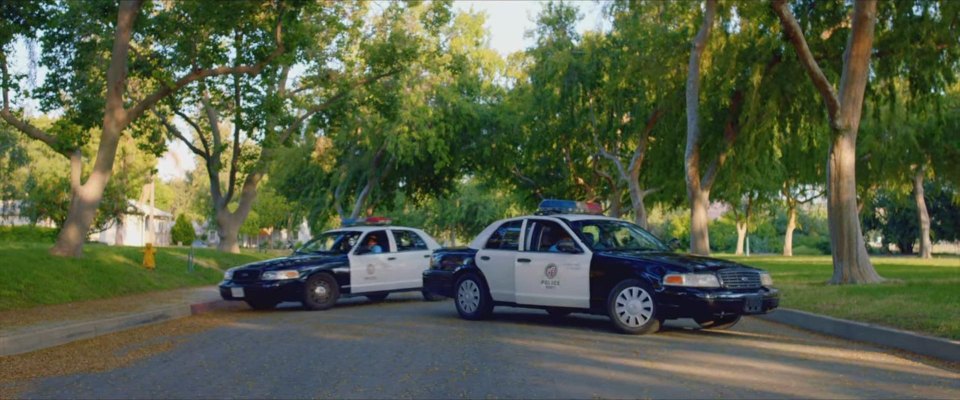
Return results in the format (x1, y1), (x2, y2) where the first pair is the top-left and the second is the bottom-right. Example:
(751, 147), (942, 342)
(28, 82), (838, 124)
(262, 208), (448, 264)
(684, 0), (716, 256)
(735, 221), (747, 256)
(607, 192), (621, 219)
(49, 1), (141, 257)
(689, 188), (711, 255)
(827, 133), (882, 283)
(914, 168), (932, 259)
(783, 203), (796, 256)
(628, 185), (649, 229)
(216, 210), (242, 253)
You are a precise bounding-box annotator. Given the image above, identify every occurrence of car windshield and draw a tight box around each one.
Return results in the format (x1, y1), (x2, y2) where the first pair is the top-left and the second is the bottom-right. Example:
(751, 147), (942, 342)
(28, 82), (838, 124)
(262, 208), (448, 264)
(566, 219), (668, 252)
(295, 231), (361, 255)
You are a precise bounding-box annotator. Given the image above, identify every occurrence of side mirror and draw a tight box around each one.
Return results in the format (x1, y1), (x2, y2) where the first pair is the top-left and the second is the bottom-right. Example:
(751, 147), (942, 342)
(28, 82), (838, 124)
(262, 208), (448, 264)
(667, 238), (681, 251)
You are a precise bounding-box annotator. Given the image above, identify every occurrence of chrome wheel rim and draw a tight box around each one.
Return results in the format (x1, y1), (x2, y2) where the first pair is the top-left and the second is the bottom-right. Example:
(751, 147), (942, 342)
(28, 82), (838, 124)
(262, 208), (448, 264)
(614, 286), (653, 327)
(310, 281), (330, 303)
(457, 279), (480, 313)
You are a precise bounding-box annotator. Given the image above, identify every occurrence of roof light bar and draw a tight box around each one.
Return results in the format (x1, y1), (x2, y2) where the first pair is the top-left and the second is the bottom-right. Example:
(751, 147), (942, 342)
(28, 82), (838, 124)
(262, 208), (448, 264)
(537, 199), (603, 215)
(341, 217), (393, 227)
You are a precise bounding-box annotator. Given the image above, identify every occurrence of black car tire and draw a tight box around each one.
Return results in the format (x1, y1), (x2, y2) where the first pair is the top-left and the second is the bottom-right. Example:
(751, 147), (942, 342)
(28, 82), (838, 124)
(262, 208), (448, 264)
(696, 315), (742, 330)
(454, 273), (493, 320)
(303, 273), (340, 311)
(366, 293), (389, 302)
(546, 307), (572, 318)
(421, 289), (443, 302)
(606, 279), (661, 335)
(245, 298), (278, 310)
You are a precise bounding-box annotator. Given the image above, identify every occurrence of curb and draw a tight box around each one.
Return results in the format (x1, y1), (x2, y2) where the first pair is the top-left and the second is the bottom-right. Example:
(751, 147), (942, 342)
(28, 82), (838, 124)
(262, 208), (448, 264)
(0, 299), (239, 357)
(756, 308), (960, 362)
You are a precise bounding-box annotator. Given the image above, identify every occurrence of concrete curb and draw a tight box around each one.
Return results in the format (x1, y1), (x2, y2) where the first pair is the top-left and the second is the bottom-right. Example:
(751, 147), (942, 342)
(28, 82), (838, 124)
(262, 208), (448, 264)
(0, 299), (238, 357)
(756, 308), (960, 362)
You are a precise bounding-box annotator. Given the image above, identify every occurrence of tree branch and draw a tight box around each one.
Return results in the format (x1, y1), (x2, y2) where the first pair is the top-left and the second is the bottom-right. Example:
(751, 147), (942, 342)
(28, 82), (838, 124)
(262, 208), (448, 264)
(772, 0), (841, 126)
(121, 17), (285, 128)
(0, 52), (65, 156)
(172, 108), (211, 155)
(154, 110), (207, 158)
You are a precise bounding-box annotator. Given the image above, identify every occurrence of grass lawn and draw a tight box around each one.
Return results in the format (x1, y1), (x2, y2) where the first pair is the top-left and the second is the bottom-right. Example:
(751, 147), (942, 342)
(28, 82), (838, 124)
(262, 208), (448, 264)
(720, 254), (960, 340)
(0, 242), (281, 311)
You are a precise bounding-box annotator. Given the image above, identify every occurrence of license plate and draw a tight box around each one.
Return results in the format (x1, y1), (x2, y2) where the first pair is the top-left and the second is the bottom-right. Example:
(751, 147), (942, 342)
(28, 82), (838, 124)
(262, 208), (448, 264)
(744, 295), (762, 313)
(231, 287), (244, 298)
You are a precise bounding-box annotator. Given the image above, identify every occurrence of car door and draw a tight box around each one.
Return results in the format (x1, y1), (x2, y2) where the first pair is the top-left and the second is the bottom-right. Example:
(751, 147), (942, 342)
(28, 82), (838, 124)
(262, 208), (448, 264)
(514, 218), (591, 308)
(475, 219), (524, 303)
(348, 230), (396, 293)
(389, 229), (432, 290)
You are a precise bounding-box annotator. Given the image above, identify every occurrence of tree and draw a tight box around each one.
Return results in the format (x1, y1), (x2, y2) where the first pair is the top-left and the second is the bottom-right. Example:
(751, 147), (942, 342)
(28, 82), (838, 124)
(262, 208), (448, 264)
(1, 0), (290, 257)
(171, 214), (195, 246)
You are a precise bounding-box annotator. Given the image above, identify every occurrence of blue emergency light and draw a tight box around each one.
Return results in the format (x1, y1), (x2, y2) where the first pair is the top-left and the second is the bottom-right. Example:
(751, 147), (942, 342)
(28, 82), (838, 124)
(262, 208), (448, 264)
(537, 199), (603, 215)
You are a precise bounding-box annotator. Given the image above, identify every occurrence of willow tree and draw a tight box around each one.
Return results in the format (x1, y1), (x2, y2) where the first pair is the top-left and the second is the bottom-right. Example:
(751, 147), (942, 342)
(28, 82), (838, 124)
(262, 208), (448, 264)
(772, 0), (959, 282)
(0, 0), (290, 257)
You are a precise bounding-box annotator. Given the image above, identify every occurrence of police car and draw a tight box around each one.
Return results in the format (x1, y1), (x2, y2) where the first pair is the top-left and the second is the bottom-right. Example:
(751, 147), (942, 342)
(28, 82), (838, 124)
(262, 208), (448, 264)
(220, 218), (442, 310)
(422, 200), (779, 334)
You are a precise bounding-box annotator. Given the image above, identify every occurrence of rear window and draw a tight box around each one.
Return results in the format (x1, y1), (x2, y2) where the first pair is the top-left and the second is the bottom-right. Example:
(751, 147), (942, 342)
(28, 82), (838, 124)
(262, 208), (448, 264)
(484, 220), (523, 250)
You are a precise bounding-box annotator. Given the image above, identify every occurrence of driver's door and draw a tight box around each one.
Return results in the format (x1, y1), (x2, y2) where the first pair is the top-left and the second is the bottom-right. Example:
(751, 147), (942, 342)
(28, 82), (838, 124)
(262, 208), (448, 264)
(348, 230), (394, 293)
(514, 219), (591, 308)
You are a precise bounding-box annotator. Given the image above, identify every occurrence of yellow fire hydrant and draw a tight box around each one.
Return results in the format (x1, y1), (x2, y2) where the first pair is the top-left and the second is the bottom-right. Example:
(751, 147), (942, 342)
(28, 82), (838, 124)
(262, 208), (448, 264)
(142, 243), (157, 270)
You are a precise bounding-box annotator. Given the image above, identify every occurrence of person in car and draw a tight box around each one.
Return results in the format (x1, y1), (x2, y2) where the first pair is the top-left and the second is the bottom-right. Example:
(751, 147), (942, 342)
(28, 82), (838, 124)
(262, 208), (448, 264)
(549, 232), (576, 252)
(365, 235), (384, 253)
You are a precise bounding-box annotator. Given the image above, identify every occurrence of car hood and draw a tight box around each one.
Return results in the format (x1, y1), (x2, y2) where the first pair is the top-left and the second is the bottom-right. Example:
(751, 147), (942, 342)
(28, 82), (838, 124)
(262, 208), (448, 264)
(596, 251), (759, 272)
(235, 253), (346, 271)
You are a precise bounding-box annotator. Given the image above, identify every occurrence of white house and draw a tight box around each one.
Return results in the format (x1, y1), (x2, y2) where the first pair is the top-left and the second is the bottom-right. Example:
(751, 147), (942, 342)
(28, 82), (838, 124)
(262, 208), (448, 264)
(91, 200), (174, 246)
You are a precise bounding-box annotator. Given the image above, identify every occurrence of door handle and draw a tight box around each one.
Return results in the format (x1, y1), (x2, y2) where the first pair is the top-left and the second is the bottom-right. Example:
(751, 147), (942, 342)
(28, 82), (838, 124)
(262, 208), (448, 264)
(387, 257), (396, 261)
(480, 256), (490, 261)
(517, 258), (531, 263)
(423, 255), (430, 258)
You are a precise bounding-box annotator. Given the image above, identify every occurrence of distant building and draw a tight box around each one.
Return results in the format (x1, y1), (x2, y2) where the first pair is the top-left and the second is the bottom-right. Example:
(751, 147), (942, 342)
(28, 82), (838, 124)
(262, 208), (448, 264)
(91, 200), (174, 246)
(0, 200), (56, 228)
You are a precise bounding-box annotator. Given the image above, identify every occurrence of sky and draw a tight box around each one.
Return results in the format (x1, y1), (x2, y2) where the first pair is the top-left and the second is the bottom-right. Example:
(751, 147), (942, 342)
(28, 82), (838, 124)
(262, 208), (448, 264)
(7, 1), (610, 181)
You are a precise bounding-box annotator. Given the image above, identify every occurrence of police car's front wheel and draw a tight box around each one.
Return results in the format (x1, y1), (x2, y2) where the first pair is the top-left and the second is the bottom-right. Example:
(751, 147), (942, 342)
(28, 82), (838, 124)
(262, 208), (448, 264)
(607, 280), (661, 335)
(454, 273), (493, 320)
(303, 273), (340, 311)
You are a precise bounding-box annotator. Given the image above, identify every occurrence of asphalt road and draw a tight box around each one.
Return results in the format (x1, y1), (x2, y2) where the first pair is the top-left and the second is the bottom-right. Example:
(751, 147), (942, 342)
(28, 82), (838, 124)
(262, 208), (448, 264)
(5, 293), (960, 399)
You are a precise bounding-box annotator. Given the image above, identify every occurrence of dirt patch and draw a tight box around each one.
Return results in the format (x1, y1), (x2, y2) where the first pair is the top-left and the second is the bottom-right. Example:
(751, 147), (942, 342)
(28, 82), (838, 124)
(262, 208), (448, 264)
(0, 309), (252, 398)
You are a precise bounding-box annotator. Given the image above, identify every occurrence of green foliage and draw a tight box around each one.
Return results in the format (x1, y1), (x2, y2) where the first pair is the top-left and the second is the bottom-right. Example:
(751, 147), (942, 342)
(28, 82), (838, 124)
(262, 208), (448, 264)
(0, 226), (58, 243)
(170, 214), (195, 246)
(863, 180), (960, 254)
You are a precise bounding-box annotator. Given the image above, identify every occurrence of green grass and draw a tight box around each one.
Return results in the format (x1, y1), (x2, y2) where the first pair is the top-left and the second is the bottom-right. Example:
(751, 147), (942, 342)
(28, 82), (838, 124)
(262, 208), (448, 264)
(719, 254), (960, 340)
(0, 242), (279, 311)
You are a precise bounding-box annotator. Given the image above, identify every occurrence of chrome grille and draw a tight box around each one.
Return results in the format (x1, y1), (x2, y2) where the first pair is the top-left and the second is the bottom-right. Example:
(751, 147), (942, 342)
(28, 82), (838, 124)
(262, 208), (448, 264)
(232, 269), (261, 282)
(718, 269), (761, 289)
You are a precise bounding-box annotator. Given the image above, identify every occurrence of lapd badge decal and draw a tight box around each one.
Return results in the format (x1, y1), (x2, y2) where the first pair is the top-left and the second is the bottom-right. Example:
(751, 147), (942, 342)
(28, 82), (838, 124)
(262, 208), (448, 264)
(365, 264), (376, 280)
(541, 264), (560, 289)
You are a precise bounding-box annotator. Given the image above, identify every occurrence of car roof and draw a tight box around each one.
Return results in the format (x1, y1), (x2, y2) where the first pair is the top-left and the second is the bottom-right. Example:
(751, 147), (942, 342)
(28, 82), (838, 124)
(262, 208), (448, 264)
(323, 226), (428, 234)
(467, 214), (624, 248)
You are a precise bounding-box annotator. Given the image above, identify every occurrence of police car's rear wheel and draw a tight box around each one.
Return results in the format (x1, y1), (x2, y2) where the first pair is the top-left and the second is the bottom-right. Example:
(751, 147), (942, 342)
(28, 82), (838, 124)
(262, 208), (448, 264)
(303, 273), (339, 311)
(695, 315), (742, 330)
(454, 273), (493, 320)
(607, 280), (660, 335)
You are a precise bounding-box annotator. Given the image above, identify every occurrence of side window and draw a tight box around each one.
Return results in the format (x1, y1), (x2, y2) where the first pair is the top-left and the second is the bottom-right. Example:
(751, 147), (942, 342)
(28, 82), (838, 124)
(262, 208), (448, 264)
(391, 230), (428, 252)
(358, 230), (391, 254)
(524, 219), (578, 253)
(484, 220), (523, 250)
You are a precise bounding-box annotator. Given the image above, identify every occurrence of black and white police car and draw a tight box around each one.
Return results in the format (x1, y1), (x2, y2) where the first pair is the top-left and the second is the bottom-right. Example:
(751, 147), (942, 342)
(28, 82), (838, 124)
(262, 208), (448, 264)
(220, 218), (442, 310)
(423, 200), (779, 334)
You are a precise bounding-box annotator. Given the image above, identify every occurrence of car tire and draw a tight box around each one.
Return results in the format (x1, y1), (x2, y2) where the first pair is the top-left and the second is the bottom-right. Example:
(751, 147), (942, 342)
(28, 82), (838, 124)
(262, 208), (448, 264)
(245, 299), (278, 310)
(454, 273), (493, 320)
(421, 289), (443, 302)
(606, 279), (661, 335)
(695, 315), (742, 330)
(303, 273), (340, 311)
(546, 308), (572, 318)
(366, 293), (389, 302)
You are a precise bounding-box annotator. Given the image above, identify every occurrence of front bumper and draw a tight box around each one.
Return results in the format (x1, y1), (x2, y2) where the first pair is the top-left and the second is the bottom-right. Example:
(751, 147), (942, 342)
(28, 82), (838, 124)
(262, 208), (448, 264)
(422, 270), (455, 298)
(656, 286), (780, 320)
(219, 279), (304, 303)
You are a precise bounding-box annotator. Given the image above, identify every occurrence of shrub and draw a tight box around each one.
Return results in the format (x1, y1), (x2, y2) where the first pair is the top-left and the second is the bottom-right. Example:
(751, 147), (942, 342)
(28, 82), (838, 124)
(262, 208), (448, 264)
(0, 226), (58, 243)
(171, 214), (196, 246)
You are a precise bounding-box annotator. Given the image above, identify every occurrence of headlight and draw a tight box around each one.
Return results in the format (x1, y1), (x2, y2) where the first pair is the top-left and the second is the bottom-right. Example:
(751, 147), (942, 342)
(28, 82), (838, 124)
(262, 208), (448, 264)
(224, 268), (237, 280)
(663, 273), (721, 288)
(261, 270), (300, 280)
(760, 272), (774, 287)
